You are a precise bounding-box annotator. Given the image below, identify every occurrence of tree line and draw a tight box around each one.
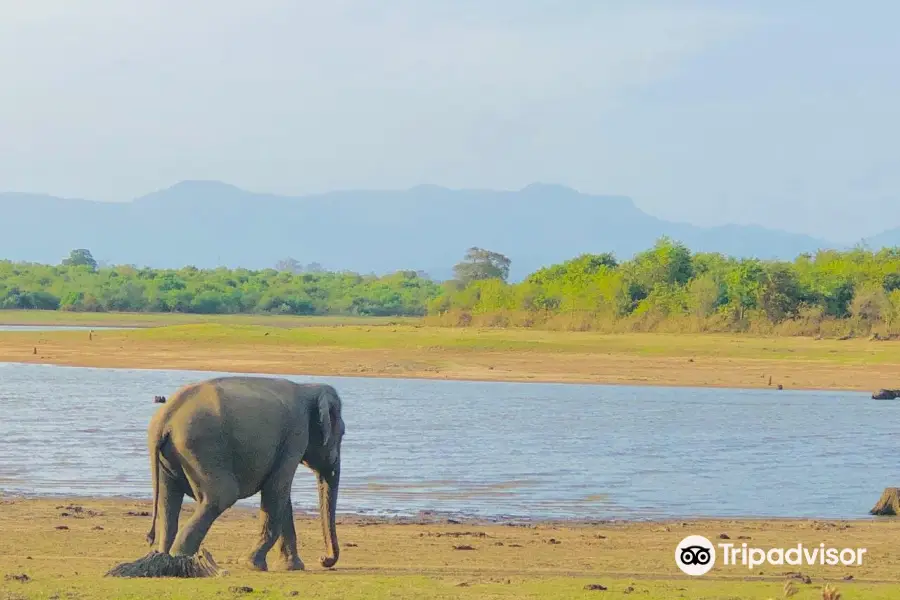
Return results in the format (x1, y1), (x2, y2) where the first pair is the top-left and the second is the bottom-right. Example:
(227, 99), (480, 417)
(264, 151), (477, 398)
(428, 240), (900, 336)
(3, 242), (900, 336)
(0, 249), (440, 316)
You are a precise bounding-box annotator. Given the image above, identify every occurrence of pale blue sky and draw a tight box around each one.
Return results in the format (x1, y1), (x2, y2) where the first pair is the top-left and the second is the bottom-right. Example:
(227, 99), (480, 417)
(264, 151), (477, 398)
(1, 1), (897, 242)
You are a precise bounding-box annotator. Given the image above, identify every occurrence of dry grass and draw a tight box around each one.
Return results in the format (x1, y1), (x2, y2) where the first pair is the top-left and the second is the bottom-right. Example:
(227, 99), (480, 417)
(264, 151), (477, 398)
(424, 307), (884, 339)
(1, 497), (898, 599)
(1, 319), (900, 390)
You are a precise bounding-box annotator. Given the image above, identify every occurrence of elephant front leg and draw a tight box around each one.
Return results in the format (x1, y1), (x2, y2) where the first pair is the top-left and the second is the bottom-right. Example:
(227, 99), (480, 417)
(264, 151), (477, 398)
(277, 497), (305, 571)
(247, 483), (291, 571)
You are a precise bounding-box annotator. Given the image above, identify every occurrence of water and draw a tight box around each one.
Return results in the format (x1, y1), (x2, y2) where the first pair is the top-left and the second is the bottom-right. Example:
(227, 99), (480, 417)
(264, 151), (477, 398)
(0, 325), (135, 332)
(0, 362), (894, 521)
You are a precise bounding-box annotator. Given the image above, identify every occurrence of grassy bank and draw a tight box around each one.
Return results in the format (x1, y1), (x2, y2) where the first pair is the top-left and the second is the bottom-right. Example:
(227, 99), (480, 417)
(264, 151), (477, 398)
(0, 311), (899, 390)
(0, 497), (895, 599)
(0, 309), (415, 328)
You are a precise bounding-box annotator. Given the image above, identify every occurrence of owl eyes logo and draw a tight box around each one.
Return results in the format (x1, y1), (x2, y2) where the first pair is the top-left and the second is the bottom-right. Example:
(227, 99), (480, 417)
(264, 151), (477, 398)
(675, 535), (716, 576)
(681, 545), (712, 565)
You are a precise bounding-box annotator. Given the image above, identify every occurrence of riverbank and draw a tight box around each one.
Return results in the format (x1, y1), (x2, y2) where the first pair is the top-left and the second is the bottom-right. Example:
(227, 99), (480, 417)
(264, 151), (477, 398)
(0, 497), (895, 599)
(0, 324), (898, 392)
(0, 314), (899, 390)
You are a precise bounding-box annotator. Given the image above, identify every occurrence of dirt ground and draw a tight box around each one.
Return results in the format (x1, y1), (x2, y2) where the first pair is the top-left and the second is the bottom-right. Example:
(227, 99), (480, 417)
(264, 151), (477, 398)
(1, 497), (899, 599)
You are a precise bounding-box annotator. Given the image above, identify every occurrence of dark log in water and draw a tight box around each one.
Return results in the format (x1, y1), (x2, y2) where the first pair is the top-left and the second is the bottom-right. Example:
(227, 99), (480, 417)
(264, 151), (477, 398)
(105, 548), (221, 578)
(872, 389), (900, 400)
(870, 487), (900, 516)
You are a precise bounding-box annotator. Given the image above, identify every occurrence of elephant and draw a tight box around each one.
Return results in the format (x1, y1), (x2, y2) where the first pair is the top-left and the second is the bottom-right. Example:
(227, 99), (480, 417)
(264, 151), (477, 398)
(143, 375), (345, 571)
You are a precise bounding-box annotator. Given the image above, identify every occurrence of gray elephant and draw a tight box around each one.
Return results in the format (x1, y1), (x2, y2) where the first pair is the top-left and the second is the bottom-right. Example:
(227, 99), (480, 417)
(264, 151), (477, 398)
(144, 375), (345, 571)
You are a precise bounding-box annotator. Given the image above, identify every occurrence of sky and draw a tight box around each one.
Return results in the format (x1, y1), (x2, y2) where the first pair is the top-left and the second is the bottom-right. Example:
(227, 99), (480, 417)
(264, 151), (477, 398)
(1, 1), (898, 243)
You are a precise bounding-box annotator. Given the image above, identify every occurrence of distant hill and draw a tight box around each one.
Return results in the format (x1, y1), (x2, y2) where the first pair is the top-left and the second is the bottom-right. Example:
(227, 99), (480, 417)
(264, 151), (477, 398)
(0, 180), (852, 281)
(863, 227), (900, 252)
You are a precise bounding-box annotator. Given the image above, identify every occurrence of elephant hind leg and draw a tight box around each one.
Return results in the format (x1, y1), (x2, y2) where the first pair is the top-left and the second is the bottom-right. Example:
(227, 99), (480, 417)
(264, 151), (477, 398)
(168, 474), (239, 558)
(155, 473), (185, 554)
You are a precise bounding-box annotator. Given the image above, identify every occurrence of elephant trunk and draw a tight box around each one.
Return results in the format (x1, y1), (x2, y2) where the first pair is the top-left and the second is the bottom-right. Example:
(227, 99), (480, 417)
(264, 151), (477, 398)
(317, 464), (340, 568)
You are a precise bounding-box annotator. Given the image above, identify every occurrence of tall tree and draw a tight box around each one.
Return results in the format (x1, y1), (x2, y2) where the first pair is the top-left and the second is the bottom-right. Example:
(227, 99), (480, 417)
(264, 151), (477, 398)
(61, 248), (97, 271)
(275, 257), (303, 274)
(452, 247), (511, 284)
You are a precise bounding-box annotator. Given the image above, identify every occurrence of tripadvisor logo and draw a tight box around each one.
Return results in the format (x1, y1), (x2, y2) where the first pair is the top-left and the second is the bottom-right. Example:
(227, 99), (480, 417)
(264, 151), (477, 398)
(675, 535), (867, 576)
(675, 535), (716, 576)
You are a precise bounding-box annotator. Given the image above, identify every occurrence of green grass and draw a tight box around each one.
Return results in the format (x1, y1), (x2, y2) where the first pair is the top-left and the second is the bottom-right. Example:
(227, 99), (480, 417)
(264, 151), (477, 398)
(5, 309), (900, 367)
(0, 574), (887, 599)
(110, 322), (900, 364)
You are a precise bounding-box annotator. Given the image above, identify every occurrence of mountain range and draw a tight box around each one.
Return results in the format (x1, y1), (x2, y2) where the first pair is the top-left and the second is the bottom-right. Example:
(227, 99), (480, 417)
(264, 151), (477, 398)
(1, 180), (896, 281)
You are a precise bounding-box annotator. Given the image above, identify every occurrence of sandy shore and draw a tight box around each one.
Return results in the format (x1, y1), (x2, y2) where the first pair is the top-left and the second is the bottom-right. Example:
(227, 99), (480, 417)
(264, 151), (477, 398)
(0, 324), (898, 392)
(0, 496), (898, 599)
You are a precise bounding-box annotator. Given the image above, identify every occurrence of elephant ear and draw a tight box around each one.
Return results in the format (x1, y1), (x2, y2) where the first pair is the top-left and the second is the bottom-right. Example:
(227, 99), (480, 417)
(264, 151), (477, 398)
(318, 387), (338, 449)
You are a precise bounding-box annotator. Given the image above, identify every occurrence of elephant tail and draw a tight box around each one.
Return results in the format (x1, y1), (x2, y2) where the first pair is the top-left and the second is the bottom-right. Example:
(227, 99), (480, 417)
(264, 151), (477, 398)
(146, 429), (169, 547)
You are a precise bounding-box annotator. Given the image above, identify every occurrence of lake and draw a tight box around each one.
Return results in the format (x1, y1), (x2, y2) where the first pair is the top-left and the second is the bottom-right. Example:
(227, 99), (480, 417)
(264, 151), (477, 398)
(0, 361), (893, 521)
(0, 325), (135, 332)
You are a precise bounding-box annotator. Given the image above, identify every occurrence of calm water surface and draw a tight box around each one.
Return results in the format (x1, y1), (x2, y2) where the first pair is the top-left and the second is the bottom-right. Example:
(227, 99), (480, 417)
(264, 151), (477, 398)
(0, 325), (134, 332)
(0, 362), (893, 521)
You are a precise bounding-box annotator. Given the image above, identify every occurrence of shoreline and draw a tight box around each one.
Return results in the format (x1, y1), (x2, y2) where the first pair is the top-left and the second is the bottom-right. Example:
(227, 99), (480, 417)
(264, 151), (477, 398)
(0, 340), (896, 394)
(0, 491), (883, 526)
(0, 351), (889, 394)
(0, 493), (889, 533)
(0, 357), (872, 393)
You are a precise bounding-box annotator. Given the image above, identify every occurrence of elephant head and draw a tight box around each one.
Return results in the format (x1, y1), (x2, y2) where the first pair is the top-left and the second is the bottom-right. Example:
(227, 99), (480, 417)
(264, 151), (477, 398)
(310, 387), (345, 568)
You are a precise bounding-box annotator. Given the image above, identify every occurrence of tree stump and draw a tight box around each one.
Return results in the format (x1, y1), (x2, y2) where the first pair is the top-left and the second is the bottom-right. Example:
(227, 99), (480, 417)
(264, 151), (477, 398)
(870, 487), (900, 515)
(105, 548), (222, 578)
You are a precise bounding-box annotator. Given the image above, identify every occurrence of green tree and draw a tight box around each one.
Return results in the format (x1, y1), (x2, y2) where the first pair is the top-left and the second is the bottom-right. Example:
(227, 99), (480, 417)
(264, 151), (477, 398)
(62, 248), (97, 271)
(632, 238), (693, 287)
(758, 263), (802, 322)
(687, 274), (722, 318)
(724, 260), (764, 321)
(452, 247), (511, 284)
(626, 237), (694, 306)
(886, 289), (900, 331)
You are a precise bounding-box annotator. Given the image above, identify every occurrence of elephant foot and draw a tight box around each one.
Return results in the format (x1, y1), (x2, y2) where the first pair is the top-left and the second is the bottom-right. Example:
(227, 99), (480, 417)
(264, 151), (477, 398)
(280, 557), (305, 571)
(245, 555), (268, 572)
